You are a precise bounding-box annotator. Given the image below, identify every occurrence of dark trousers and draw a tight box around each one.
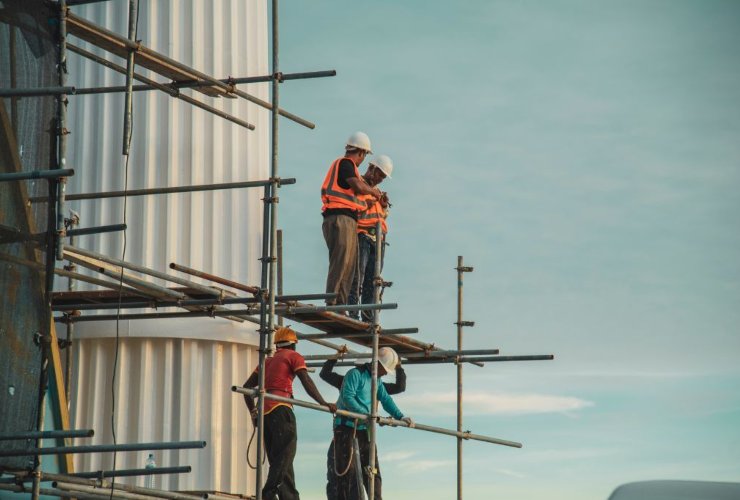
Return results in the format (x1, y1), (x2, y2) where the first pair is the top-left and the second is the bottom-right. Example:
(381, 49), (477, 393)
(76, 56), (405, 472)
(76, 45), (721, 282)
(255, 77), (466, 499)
(329, 426), (382, 500)
(323, 214), (358, 306)
(262, 406), (299, 500)
(348, 233), (385, 321)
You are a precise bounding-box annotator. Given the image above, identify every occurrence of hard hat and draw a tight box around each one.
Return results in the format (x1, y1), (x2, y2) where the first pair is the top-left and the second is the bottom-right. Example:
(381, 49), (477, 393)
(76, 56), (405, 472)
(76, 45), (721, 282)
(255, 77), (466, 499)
(378, 347), (398, 376)
(369, 154), (393, 179)
(274, 326), (298, 346)
(346, 131), (372, 154)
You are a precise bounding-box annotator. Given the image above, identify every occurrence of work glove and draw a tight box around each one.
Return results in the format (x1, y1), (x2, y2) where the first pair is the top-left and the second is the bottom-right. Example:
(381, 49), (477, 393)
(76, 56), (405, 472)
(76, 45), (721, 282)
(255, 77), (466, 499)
(401, 416), (415, 428)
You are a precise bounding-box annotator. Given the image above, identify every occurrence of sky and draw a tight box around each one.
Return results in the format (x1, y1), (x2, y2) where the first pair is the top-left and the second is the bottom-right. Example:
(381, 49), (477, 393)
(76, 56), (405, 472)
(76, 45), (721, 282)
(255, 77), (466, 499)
(263, 1), (740, 499)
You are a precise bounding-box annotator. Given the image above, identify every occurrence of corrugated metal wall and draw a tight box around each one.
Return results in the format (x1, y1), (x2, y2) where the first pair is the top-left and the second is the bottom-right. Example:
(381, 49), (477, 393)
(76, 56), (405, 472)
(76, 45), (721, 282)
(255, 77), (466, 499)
(62, 0), (269, 494)
(70, 337), (258, 493)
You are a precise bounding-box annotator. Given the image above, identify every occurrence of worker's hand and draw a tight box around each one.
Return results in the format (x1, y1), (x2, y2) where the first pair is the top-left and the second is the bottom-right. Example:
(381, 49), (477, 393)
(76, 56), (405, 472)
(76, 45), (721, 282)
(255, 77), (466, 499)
(401, 416), (415, 428)
(372, 187), (383, 200)
(326, 403), (337, 414)
(379, 192), (390, 208)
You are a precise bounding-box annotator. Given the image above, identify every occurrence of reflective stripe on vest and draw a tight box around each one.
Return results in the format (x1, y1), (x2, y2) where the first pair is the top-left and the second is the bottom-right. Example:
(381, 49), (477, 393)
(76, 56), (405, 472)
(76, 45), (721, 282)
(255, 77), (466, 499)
(321, 157), (366, 212)
(357, 194), (388, 234)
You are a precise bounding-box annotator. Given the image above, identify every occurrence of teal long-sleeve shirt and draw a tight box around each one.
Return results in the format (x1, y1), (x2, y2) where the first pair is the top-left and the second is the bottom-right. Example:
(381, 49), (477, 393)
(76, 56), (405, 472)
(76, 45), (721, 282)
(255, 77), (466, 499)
(334, 364), (404, 430)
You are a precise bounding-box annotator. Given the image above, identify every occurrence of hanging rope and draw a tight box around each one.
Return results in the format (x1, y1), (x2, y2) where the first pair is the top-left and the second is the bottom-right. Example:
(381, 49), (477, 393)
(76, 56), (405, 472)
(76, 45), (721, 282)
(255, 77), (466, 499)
(333, 419), (359, 477)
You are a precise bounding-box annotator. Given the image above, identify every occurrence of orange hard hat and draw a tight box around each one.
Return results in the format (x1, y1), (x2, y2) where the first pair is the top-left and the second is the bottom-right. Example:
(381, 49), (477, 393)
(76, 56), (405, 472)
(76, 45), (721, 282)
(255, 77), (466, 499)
(274, 326), (298, 346)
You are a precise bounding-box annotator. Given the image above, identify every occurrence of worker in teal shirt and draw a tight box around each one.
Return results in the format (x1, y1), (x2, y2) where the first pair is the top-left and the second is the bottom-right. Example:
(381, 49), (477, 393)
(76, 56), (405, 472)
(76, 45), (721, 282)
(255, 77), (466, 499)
(330, 347), (414, 500)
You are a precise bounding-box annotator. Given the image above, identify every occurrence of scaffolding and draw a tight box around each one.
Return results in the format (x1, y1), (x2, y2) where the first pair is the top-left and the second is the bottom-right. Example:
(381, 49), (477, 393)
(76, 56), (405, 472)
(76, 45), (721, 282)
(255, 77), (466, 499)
(0, 1), (554, 499)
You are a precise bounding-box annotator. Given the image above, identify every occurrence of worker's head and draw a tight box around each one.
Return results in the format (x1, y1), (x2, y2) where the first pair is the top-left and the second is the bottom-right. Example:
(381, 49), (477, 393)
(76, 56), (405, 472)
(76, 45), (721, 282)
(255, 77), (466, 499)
(377, 347), (398, 377)
(365, 155), (393, 186)
(274, 326), (298, 349)
(345, 131), (372, 165)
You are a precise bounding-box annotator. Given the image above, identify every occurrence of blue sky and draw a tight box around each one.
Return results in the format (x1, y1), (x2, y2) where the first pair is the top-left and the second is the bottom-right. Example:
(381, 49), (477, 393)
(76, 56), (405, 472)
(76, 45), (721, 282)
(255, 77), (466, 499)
(268, 1), (739, 499)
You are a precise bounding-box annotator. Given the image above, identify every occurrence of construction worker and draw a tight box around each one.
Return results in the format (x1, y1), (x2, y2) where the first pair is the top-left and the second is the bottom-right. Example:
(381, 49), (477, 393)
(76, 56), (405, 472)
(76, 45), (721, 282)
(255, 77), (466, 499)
(347, 155), (393, 322)
(321, 351), (406, 500)
(242, 326), (337, 500)
(330, 347), (414, 500)
(321, 132), (383, 306)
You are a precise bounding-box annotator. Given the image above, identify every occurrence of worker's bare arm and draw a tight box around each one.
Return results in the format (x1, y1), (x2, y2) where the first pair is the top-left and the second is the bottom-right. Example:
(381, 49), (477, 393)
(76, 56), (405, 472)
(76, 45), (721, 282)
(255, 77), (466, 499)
(296, 369), (337, 413)
(242, 371), (258, 412)
(347, 176), (382, 199)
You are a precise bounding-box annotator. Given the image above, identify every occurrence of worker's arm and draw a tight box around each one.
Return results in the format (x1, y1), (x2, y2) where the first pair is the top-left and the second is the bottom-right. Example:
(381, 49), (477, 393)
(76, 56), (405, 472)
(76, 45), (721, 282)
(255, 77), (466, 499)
(242, 371), (258, 423)
(347, 176), (382, 199)
(296, 369), (337, 413)
(383, 365), (406, 395)
(377, 380), (404, 420)
(320, 358), (345, 390)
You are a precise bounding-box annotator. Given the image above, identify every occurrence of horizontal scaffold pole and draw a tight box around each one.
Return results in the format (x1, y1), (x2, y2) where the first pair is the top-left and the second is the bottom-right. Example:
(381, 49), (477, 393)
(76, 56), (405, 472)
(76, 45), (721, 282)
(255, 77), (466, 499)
(52, 293), (333, 312)
(297, 327), (419, 340)
(0, 168), (74, 182)
(232, 387), (522, 448)
(30, 178), (295, 203)
(0, 71), (337, 98)
(301, 348), (501, 362)
(66, 223), (126, 237)
(305, 354), (555, 367)
(54, 302), (397, 323)
(71, 466), (192, 479)
(0, 429), (93, 441)
(0, 440), (206, 458)
(296, 331), (417, 341)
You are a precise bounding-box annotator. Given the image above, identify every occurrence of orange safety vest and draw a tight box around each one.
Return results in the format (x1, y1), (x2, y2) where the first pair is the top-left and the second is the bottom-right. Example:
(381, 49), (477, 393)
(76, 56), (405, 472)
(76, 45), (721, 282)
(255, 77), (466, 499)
(357, 194), (388, 235)
(321, 157), (366, 213)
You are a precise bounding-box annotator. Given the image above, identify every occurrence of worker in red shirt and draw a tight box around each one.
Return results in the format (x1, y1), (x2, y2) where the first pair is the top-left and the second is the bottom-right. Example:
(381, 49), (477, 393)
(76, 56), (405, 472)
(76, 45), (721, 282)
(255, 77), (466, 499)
(243, 326), (337, 500)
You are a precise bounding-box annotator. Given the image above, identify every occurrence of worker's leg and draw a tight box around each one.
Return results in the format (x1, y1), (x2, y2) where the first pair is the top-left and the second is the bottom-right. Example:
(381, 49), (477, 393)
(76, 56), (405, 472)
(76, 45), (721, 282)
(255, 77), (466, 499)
(348, 234), (372, 319)
(333, 426), (358, 500)
(359, 236), (377, 323)
(261, 407), (299, 500)
(323, 214), (358, 305)
(326, 438), (338, 500)
(356, 430), (382, 500)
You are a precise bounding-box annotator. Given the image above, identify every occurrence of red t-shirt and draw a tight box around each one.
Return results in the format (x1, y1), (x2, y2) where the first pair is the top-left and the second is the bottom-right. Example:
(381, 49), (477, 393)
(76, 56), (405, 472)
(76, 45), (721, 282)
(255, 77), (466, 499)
(254, 348), (307, 414)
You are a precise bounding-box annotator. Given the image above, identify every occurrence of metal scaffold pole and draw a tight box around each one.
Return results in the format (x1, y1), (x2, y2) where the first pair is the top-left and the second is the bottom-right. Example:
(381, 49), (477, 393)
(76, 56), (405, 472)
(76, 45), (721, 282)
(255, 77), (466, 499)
(255, 2), (281, 498)
(367, 220), (383, 500)
(456, 256), (473, 500)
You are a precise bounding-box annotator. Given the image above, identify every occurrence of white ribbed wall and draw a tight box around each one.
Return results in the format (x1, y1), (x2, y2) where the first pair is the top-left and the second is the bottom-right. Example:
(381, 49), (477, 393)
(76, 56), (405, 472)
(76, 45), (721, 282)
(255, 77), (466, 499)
(70, 338), (258, 493)
(64, 1), (269, 494)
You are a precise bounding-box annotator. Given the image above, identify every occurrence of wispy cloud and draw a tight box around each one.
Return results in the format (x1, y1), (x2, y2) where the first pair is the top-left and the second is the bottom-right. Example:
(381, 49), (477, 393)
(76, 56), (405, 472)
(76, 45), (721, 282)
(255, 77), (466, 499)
(384, 450), (417, 462)
(400, 459), (455, 473)
(399, 391), (593, 416)
(492, 468), (526, 479)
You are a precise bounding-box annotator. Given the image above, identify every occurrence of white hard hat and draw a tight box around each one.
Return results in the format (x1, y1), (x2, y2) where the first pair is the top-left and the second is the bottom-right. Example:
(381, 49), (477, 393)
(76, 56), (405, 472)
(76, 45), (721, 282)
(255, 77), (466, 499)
(346, 131), (372, 154)
(378, 347), (398, 376)
(369, 154), (393, 179)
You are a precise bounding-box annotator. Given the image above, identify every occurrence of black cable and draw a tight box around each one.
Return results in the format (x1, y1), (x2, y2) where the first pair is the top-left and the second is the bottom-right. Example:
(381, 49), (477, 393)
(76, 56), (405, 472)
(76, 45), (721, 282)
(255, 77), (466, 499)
(111, 6), (139, 498)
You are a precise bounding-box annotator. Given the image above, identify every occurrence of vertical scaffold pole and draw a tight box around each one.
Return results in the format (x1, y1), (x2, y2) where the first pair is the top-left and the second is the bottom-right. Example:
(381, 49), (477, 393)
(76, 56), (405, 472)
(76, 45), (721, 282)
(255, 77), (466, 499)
(34, 2), (68, 497)
(367, 220), (383, 499)
(456, 256), (473, 500)
(255, 2), (281, 498)
(277, 229), (283, 327)
(122, 0), (139, 155)
(55, 0), (69, 261)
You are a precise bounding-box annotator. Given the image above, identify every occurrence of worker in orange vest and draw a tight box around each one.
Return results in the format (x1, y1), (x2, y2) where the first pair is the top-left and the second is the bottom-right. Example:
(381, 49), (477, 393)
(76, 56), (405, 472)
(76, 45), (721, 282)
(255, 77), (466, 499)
(347, 155), (393, 322)
(321, 132), (383, 306)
